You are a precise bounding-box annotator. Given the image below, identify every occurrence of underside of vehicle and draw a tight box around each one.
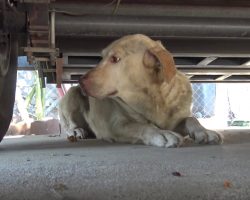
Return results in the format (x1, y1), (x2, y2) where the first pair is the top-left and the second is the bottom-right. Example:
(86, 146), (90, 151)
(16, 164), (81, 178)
(1, 0), (250, 141)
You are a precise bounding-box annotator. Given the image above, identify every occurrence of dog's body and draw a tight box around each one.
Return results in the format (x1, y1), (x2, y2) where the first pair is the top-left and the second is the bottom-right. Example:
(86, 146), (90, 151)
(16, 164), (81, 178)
(59, 34), (222, 147)
(59, 86), (95, 141)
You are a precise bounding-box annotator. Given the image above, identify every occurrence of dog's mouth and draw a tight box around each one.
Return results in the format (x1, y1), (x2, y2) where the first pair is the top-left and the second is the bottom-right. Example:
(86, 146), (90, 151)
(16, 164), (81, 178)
(79, 85), (87, 96)
(80, 84), (117, 99)
(107, 90), (118, 97)
(79, 74), (118, 98)
(79, 83), (89, 97)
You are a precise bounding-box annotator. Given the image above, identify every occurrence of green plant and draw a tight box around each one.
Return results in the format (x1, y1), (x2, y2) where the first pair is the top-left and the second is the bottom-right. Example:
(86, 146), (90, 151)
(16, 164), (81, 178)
(25, 70), (45, 120)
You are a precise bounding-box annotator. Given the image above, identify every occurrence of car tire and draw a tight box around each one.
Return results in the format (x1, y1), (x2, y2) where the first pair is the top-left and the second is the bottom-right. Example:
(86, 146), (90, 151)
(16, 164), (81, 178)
(0, 35), (18, 142)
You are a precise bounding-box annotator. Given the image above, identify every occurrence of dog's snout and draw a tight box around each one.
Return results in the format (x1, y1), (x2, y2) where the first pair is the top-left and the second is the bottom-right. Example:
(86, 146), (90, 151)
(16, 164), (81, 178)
(79, 73), (89, 82)
(79, 73), (92, 96)
(79, 74), (89, 87)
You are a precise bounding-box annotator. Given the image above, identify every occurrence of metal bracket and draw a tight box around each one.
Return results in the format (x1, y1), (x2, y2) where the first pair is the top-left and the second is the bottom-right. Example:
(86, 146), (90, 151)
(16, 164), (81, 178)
(23, 47), (59, 64)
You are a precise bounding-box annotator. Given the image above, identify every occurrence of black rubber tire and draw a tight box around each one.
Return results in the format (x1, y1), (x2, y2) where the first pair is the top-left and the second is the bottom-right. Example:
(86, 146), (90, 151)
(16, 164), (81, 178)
(0, 35), (18, 142)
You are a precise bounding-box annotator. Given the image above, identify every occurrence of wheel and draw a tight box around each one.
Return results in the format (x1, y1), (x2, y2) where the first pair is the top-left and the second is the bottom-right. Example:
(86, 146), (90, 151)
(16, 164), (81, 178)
(0, 35), (18, 142)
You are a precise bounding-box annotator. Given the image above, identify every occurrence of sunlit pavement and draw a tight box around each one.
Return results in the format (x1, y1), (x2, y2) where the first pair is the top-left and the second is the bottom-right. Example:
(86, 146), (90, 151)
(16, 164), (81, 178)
(0, 131), (250, 200)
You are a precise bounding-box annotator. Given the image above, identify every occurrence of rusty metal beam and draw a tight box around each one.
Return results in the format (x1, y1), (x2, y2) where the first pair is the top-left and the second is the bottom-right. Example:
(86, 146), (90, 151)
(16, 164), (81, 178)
(56, 57), (63, 88)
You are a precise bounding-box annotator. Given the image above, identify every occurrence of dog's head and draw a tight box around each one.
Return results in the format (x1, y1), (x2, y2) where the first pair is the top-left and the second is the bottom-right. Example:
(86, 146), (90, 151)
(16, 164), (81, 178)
(79, 34), (177, 100)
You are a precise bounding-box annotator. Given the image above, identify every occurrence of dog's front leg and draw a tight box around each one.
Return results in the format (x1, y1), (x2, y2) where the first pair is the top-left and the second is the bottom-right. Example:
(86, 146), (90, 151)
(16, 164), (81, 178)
(174, 117), (223, 144)
(110, 121), (184, 148)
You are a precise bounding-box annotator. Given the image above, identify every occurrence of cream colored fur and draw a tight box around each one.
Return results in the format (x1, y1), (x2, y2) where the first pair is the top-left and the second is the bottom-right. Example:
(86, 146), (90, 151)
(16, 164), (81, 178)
(59, 34), (222, 147)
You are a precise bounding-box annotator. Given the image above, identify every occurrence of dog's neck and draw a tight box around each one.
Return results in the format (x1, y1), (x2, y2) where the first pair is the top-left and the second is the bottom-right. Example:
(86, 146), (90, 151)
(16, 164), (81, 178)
(116, 72), (192, 130)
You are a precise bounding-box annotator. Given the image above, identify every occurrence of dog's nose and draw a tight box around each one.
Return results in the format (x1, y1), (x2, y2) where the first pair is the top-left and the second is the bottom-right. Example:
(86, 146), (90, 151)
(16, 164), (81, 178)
(79, 73), (91, 93)
(79, 73), (88, 81)
(79, 73), (89, 85)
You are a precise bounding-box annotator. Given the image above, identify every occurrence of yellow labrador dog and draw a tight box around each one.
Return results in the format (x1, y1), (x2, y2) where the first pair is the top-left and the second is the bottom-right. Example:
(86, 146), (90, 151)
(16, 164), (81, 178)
(59, 34), (222, 147)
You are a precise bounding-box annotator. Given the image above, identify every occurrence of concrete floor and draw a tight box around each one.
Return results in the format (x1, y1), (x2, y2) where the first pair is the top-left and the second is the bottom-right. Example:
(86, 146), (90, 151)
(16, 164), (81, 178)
(0, 131), (250, 200)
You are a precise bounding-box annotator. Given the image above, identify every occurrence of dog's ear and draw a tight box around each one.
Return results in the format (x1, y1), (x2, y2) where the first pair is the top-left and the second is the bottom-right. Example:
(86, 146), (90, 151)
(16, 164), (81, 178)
(143, 46), (177, 83)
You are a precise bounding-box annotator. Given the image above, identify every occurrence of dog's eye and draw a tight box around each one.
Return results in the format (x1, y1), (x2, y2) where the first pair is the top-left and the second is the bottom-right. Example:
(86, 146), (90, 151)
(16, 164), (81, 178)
(110, 55), (121, 63)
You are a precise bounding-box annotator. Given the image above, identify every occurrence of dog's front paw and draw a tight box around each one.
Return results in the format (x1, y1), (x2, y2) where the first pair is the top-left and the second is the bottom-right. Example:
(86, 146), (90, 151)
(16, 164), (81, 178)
(191, 129), (223, 144)
(67, 135), (77, 142)
(67, 128), (87, 142)
(74, 128), (88, 139)
(146, 131), (183, 148)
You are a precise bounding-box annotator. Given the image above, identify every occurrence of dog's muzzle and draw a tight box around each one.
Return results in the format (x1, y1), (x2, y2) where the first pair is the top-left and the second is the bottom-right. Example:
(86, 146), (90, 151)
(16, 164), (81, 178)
(79, 75), (89, 96)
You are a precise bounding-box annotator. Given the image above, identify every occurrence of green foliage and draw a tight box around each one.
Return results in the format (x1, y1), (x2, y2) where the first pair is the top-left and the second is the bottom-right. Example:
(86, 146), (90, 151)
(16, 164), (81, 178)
(25, 70), (45, 120)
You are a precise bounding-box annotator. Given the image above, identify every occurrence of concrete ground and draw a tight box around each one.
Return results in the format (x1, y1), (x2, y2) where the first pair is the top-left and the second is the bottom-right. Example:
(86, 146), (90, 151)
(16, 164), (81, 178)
(0, 130), (250, 200)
